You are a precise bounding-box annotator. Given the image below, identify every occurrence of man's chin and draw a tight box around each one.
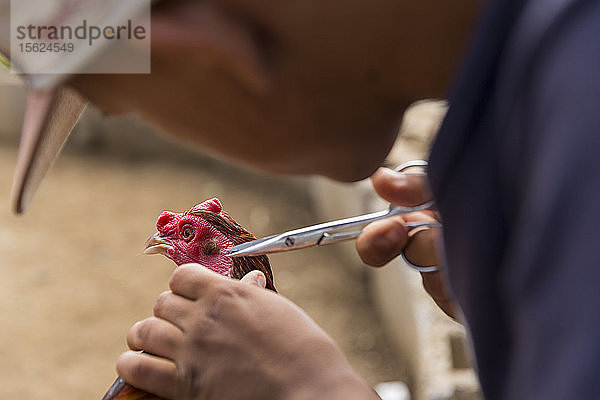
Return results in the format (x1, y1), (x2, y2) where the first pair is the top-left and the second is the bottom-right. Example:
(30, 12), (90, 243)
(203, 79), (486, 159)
(262, 151), (386, 183)
(321, 161), (383, 183)
(314, 139), (395, 183)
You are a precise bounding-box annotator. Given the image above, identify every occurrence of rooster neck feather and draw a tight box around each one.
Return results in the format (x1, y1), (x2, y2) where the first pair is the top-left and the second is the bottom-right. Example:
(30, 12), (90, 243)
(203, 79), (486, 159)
(190, 210), (276, 291)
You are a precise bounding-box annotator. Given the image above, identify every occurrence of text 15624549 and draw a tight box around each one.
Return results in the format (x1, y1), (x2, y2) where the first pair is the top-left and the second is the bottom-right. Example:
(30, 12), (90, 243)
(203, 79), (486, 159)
(18, 42), (75, 53)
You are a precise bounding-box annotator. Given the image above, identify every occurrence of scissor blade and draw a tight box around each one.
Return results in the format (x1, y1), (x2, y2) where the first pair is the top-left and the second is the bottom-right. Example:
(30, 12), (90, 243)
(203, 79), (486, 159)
(228, 204), (438, 258)
(227, 212), (381, 258)
(227, 234), (280, 257)
(228, 228), (324, 257)
(227, 211), (387, 258)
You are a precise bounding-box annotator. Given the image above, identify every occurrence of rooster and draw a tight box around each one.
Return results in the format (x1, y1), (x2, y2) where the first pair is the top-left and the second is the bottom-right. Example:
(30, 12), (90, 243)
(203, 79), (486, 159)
(102, 198), (275, 399)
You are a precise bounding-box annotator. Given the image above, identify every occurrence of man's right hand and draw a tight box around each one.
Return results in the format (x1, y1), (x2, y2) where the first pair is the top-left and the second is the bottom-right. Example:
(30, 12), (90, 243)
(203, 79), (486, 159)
(356, 167), (457, 319)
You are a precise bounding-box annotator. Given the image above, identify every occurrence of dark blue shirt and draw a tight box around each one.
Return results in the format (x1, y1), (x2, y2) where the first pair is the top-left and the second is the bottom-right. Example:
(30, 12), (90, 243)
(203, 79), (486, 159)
(429, 0), (600, 398)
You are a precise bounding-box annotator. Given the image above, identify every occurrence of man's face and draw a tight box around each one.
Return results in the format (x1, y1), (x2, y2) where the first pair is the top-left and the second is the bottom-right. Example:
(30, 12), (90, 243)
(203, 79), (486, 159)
(69, 0), (479, 181)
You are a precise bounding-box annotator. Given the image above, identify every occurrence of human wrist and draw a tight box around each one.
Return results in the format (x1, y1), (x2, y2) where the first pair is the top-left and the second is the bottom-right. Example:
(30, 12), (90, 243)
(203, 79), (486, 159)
(284, 362), (379, 400)
(316, 370), (379, 400)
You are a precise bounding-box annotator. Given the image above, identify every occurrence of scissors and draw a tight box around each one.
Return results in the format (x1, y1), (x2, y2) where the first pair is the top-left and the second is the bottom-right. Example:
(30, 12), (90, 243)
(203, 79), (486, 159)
(228, 160), (442, 271)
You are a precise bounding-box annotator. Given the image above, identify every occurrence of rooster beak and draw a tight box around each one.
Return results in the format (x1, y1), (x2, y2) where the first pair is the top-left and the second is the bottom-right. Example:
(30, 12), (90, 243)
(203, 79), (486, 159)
(144, 232), (173, 256)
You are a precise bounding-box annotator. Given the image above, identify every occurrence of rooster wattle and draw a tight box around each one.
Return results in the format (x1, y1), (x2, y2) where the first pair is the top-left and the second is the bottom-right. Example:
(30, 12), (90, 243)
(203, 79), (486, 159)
(102, 198), (275, 400)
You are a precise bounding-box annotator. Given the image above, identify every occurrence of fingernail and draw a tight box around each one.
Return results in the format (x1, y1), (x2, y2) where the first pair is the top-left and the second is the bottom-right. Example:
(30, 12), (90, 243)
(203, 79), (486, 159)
(256, 272), (266, 288)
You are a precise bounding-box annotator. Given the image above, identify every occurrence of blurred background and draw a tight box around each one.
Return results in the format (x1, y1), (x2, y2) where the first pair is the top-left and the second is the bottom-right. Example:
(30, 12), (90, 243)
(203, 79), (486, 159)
(0, 67), (479, 399)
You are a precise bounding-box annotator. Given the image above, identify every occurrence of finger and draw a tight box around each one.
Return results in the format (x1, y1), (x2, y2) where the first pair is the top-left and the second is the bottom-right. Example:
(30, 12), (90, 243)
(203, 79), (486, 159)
(421, 272), (457, 319)
(169, 263), (227, 300)
(402, 210), (439, 223)
(371, 167), (432, 207)
(404, 224), (441, 267)
(421, 271), (452, 302)
(117, 351), (178, 400)
(240, 270), (267, 288)
(356, 216), (408, 267)
(153, 290), (195, 329)
(127, 317), (183, 360)
(403, 227), (456, 318)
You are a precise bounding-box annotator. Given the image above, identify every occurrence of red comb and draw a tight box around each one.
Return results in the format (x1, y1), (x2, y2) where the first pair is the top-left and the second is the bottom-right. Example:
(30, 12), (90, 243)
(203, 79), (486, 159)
(189, 198), (223, 214)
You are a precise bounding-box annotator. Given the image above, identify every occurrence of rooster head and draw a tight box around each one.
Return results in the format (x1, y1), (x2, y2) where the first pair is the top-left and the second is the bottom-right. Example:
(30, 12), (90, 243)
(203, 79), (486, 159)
(143, 198), (274, 290)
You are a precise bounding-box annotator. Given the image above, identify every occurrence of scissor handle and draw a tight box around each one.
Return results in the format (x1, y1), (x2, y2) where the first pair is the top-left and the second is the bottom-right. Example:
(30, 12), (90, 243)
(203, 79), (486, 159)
(395, 159), (429, 173)
(317, 160), (436, 247)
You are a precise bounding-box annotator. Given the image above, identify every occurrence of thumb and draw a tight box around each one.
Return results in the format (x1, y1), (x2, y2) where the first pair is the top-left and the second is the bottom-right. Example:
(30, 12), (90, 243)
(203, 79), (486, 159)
(371, 167), (432, 207)
(240, 270), (267, 288)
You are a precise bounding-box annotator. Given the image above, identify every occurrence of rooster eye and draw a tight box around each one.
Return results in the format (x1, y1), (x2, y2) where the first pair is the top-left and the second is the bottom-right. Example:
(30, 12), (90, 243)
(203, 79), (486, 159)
(202, 239), (219, 256)
(182, 227), (194, 240)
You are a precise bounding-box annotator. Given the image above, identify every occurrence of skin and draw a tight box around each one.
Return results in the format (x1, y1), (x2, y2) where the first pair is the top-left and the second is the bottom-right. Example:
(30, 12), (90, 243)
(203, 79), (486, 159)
(64, 0), (481, 397)
(69, 0), (480, 181)
(121, 266), (376, 400)
(356, 169), (457, 318)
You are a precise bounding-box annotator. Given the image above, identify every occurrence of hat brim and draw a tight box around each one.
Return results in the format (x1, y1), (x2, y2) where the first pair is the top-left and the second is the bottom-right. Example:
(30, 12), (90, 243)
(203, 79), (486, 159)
(11, 87), (87, 214)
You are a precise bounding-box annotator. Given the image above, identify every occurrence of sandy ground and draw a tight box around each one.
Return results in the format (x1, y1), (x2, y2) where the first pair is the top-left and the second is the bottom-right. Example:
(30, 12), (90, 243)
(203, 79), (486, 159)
(0, 130), (405, 399)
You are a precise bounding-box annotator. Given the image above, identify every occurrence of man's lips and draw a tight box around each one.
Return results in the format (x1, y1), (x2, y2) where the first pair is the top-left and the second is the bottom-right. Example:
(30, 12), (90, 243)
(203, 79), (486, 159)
(143, 232), (173, 256)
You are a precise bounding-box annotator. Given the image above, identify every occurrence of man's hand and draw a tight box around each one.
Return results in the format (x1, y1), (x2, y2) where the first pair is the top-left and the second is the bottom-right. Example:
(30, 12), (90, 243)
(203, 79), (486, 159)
(356, 167), (457, 318)
(117, 265), (377, 400)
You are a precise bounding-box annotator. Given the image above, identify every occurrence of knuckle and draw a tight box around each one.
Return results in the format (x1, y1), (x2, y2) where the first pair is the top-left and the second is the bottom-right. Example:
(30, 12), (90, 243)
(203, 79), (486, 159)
(153, 291), (171, 315)
(128, 357), (148, 383)
(204, 282), (232, 304)
(131, 318), (153, 346)
(204, 283), (241, 320)
(169, 264), (196, 287)
(169, 268), (186, 290)
(117, 353), (146, 383)
(177, 363), (204, 399)
(116, 353), (128, 374)
(126, 326), (137, 349)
